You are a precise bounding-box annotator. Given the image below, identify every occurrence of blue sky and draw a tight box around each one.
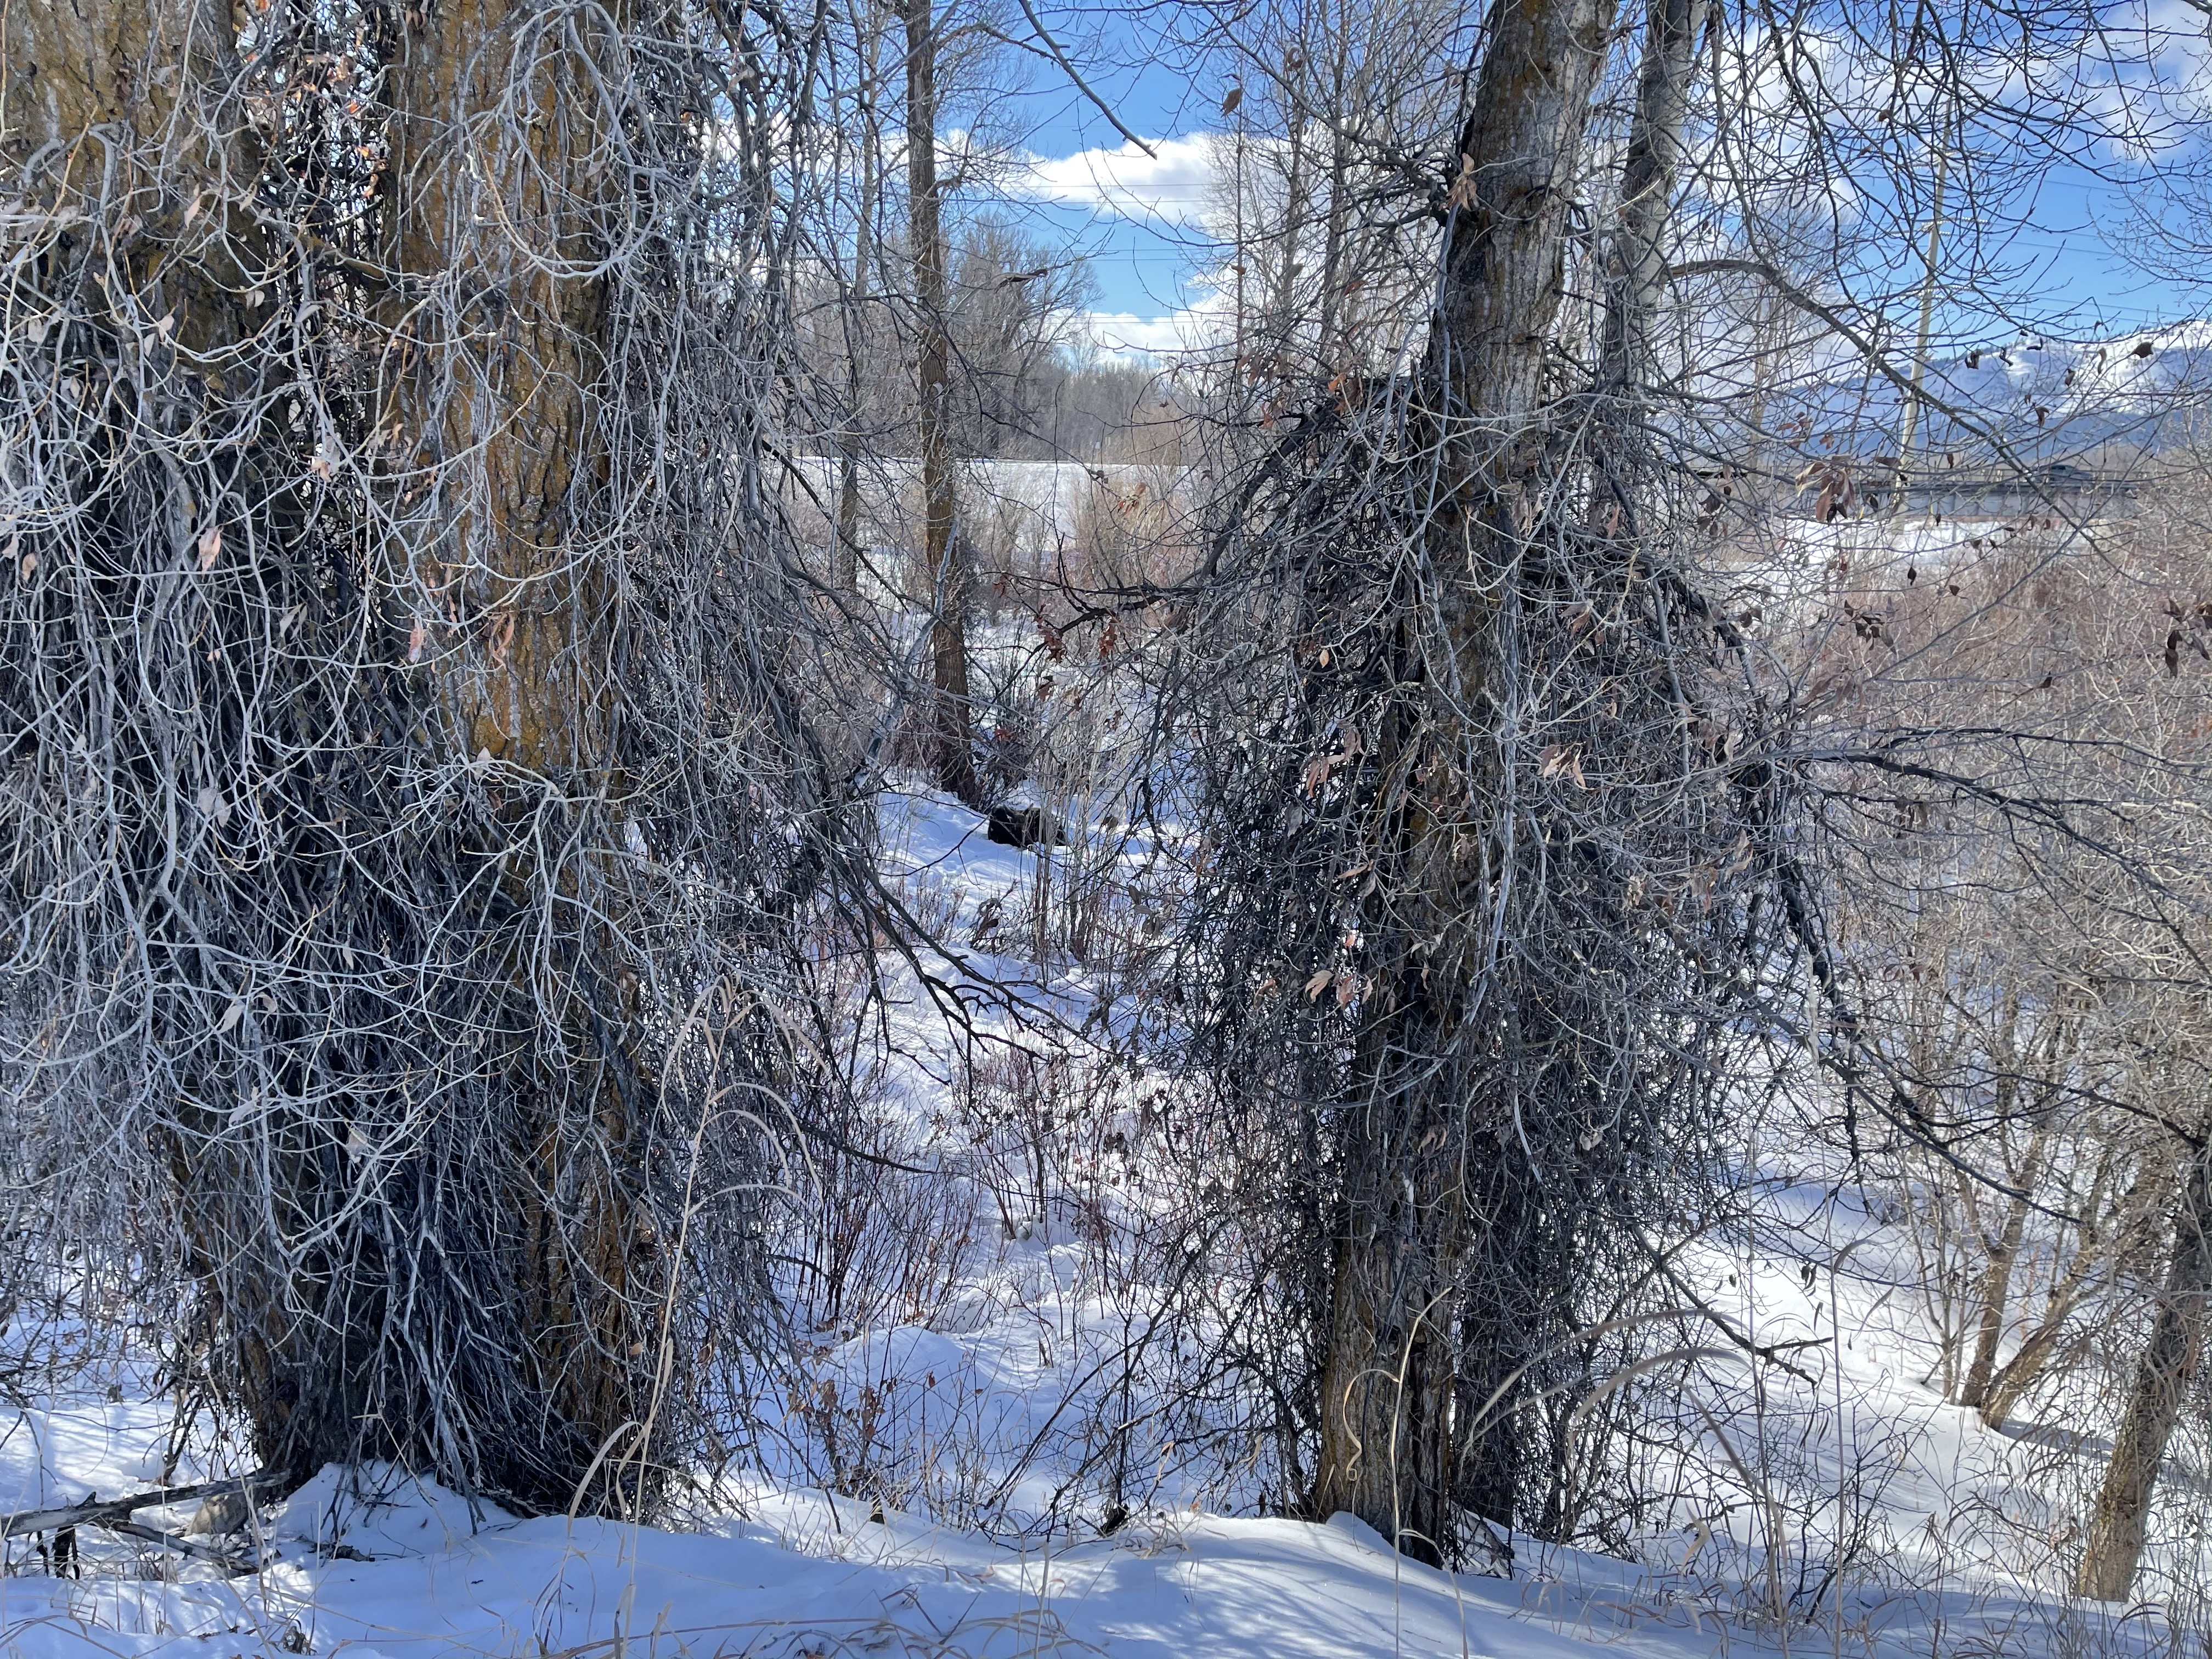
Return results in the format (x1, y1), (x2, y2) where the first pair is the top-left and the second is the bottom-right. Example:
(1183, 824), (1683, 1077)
(960, 13), (1231, 353)
(964, 4), (2204, 359)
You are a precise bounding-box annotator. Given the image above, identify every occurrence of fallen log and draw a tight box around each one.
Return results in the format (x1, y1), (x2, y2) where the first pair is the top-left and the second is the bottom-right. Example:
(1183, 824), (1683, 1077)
(0, 1471), (283, 1550)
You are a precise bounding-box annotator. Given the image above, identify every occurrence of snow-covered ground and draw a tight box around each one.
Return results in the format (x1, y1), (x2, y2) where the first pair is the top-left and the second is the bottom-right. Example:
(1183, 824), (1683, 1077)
(0, 1426), (2187, 1659)
(2, 795), (2199, 1659)
(0, 1359), (2184, 1659)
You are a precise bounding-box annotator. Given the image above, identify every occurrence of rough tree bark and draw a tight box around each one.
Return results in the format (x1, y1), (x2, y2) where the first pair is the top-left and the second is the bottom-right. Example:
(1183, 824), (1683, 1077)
(1310, 0), (1619, 1562)
(369, 0), (664, 1508)
(4, 0), (262, 321)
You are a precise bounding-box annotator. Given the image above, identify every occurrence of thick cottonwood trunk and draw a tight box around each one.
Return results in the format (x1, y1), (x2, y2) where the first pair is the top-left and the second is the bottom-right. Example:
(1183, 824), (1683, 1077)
(1309, 0), (1617, 1561)
(2077, 1137), (2212, 1601)
(9, 0), (775, 1522)
(366, 0), (664, 1509)
(902, 0), (980, 804)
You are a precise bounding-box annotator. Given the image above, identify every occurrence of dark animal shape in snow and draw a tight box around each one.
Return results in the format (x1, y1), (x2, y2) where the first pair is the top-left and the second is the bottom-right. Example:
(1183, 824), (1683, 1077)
(986, 805), (1067, 848)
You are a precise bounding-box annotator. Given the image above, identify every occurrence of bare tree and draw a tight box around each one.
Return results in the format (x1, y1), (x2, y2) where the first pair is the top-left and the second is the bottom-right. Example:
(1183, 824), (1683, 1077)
(1145, 0), (1812, 1567)
(1796, 475), (2212, 1599)
(836, 0), (894, 595)
(1304, 0), (1629, 1557)
(903, 0), (983, 804)
(1594, 0), (1708, 420)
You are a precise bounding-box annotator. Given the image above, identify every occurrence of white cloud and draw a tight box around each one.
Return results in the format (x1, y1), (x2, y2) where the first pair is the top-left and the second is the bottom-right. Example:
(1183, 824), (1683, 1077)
(1081, 312), (1195, 357)
(1015, 135), (1222, 224)
(1080, 296), (1235, 360)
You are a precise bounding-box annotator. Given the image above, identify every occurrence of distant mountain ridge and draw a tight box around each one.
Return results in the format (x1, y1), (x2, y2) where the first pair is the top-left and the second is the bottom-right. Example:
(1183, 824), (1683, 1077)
(1766, 320), (2212, 467)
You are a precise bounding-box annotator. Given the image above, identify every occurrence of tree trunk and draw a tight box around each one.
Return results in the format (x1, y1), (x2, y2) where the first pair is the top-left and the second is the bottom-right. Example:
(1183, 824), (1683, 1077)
(2076, 1135), (2212, 1601)
(1596, 0), (1709, 405)
(383, 0), (618, 777)
(1983, 1089), (2124, 1429)
(5, 0), (261, 300)
(1310, 0), (1618, 1562)
(365, 0), (665, 1511)
(1957, 1174), (2033, 1410)
(1978, 1314), (2070, 1431)
(8, 0), (800, 1523)
(1955, 1004), (2024, 1406)
(1960, 1118), (2049, 1411)
(836, 4), (885, 596)
(902, 0), (980, 805)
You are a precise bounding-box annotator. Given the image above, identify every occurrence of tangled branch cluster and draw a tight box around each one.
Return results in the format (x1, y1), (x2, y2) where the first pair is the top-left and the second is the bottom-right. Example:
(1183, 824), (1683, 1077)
(1159, 365), (1810, 1554)
(1, 0), (871, 1511)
